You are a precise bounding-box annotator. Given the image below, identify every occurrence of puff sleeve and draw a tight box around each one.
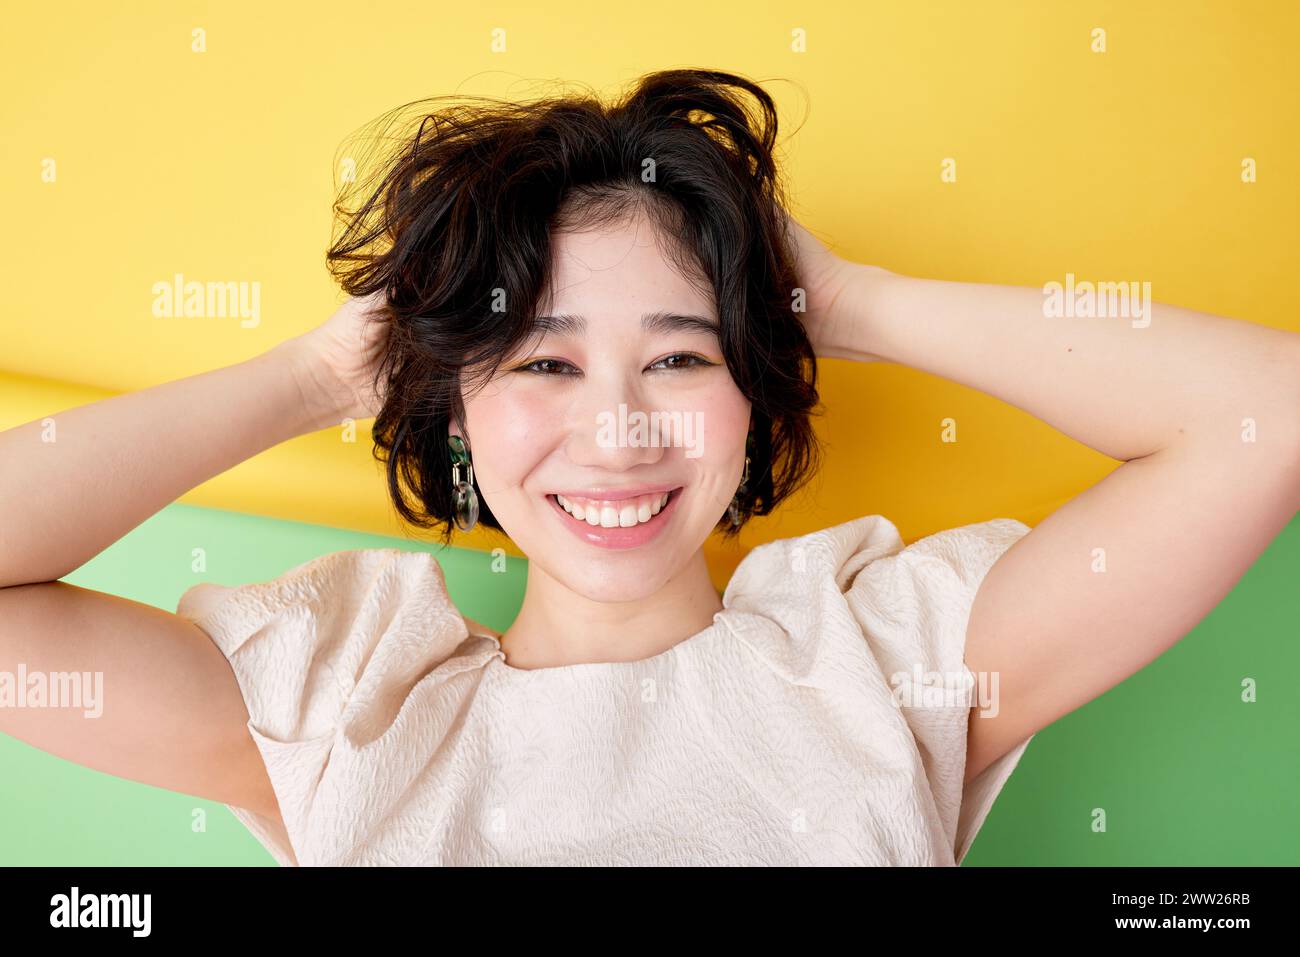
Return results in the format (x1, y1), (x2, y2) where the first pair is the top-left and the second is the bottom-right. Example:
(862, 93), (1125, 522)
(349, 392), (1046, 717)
(841, 517), (1035, 864)
(174, 547), (474, 866)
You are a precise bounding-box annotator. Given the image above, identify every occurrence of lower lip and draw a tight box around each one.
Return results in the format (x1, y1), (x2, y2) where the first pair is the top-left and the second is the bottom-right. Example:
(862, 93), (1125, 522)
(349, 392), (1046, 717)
(547, 489), (683, 550)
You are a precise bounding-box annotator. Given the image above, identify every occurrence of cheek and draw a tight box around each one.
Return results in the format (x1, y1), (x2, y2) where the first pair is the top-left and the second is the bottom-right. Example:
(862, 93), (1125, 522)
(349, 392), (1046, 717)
(690, 382), (751, 450)
(462, 392), (543, 467)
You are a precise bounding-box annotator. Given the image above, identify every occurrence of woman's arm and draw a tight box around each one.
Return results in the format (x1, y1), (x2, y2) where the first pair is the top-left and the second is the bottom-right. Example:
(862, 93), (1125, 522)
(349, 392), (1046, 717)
(0, 340), (333, 823)
(0, 295), (385, 589)
(816, 264), (1300, 465)
(0, 341), (324, 588)
(788, 219), (1300, 784)
(0, 296), (387, 830)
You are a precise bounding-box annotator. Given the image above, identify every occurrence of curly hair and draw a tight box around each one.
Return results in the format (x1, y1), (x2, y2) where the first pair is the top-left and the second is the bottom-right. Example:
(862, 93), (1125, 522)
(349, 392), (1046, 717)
(326, 68), (824, 546)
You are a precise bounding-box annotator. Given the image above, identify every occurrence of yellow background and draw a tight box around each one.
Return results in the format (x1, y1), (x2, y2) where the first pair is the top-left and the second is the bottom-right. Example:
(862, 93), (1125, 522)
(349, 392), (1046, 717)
(3, 1), (1297, 587)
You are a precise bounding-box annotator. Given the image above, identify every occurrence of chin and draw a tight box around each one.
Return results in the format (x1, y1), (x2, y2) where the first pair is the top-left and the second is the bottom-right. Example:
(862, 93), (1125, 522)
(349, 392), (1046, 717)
(551, 556), (677, 604)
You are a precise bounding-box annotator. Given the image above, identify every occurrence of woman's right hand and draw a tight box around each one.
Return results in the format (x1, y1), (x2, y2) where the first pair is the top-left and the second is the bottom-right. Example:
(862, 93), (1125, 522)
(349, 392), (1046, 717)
(287, 291), (392, 426)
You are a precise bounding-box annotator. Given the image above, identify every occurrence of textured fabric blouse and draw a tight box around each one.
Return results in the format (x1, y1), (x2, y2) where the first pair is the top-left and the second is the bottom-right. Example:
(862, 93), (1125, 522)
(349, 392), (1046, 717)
(174, 514), (1035, 866)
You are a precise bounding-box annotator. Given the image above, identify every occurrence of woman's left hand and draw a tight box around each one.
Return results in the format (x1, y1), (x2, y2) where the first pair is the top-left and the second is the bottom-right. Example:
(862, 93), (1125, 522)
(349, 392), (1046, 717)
(780, 210), (885, 360)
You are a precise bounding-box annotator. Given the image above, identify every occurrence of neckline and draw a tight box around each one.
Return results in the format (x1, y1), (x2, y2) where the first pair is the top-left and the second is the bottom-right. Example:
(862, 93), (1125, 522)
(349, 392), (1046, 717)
(473, 611), (733, 679)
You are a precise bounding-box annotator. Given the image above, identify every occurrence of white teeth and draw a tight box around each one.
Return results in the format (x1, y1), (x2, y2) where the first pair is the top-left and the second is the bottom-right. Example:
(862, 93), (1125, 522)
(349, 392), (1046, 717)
(556, 492), (671, 528)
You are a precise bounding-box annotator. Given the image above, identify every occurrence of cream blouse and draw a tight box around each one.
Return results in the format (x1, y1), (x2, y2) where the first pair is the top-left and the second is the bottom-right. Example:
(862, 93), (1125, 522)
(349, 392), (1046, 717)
(175, 513), (1035, 866)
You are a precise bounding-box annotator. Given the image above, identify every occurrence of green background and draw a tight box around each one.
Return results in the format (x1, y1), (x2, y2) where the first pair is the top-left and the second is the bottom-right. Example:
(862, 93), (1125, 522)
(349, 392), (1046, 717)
(1, 503), (1296, 865)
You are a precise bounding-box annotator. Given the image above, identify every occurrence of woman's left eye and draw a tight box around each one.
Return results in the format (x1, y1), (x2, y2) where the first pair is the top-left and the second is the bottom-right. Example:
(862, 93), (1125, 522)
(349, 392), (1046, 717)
(516, 353), (714, 376)
(649, 353), (713, 371)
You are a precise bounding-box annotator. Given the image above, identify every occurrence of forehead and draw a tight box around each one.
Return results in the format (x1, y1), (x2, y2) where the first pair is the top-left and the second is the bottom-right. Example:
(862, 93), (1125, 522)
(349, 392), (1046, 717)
(541, 207), (715, 321)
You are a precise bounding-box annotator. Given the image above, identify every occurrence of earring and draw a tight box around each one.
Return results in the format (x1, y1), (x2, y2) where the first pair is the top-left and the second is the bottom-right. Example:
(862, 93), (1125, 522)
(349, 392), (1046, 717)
(727, 431), (755, 527)
(447, 435), (479, 532)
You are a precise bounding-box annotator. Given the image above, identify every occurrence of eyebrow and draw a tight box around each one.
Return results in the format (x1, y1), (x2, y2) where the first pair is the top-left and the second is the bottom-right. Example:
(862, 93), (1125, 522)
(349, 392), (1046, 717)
(529, 311), (720, 338)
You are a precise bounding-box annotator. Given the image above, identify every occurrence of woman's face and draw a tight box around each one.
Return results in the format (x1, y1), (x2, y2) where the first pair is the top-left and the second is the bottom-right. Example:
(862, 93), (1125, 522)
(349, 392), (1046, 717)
(452, 205), (752, 602)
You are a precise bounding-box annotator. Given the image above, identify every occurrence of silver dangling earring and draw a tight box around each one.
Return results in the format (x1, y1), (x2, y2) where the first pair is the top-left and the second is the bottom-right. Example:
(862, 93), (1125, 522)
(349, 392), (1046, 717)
(447, 435), (479, 532)
(727, 432), (754, 527)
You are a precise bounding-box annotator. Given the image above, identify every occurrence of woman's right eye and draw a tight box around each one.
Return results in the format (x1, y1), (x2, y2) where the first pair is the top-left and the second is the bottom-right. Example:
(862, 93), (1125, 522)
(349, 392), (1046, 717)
(517, 358), (578, 376)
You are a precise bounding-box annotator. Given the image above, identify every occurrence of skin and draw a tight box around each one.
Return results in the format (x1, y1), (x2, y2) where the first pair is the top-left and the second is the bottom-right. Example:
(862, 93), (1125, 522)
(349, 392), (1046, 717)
(0, 205), (1296, 846)
(447, 206), (751, 671)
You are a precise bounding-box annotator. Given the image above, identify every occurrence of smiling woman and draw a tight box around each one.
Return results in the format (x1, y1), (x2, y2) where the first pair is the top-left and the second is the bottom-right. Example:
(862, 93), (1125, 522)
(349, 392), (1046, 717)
(323, 69), (824, 549)
(4, 60), (1295, 871)
(163, 69), (1036, 866)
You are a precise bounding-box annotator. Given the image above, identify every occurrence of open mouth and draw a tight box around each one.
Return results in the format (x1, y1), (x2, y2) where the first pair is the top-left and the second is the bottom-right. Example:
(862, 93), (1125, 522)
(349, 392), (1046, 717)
(543, 488), (686, 548)
(548, 487), (682, 529)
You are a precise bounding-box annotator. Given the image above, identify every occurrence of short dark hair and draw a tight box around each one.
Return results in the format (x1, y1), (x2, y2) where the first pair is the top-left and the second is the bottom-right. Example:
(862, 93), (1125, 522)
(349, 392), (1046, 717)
(326, 68), (824, 546)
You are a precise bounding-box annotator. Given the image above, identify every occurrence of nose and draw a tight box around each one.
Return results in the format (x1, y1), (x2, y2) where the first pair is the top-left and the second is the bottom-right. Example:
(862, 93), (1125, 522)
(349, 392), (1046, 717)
(563, 375), (674, 471)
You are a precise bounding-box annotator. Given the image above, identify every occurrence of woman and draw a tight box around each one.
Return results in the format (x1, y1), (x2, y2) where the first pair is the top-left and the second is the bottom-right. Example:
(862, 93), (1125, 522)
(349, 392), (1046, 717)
(1, 69), (1296, 866)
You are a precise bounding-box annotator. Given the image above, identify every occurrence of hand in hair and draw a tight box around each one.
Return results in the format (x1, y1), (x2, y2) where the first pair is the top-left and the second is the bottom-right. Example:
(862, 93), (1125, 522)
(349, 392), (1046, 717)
(781, 210), (889, 362)
(289, 290), (392, 424)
